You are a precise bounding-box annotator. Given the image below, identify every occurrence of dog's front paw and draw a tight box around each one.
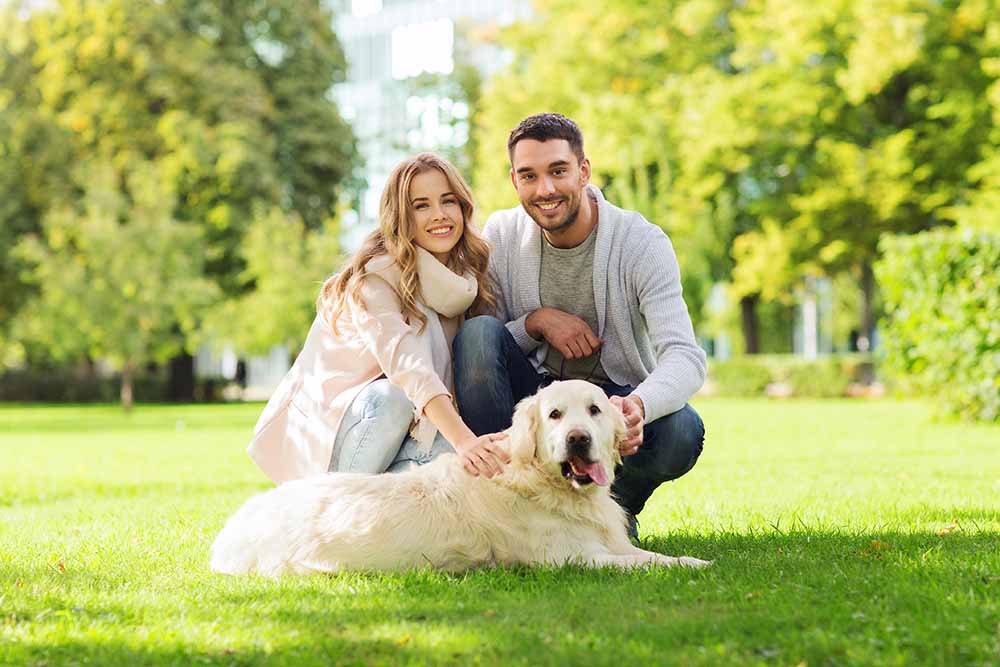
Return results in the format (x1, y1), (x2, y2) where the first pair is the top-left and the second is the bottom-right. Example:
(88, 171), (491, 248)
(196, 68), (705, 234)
(650, 554), (712, 568)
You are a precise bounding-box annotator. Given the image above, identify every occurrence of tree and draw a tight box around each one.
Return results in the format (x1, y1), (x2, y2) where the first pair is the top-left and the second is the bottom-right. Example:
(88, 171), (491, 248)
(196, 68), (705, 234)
(0, 0), (359, 397)
(473, 0), (739, 333)
(198, 205), (344, 356)
(0, 4), (76, 354)
(710, 0), (999, 348)
(13, 163), (218, 410)
(473, 0), (1000, 354)
(169, 0), (360, 232)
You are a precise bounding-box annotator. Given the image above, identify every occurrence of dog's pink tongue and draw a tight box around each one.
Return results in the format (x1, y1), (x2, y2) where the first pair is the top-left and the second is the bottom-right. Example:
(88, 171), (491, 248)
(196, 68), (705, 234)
(581, 461), (609, 486)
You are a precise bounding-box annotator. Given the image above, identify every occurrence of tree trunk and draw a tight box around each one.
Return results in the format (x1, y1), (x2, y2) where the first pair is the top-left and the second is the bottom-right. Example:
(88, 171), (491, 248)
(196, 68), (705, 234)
(166, 352), (195, 402)
(740, 294), (760, 355)
(859, 261), (874, 352)
(121, 362), (134, 413)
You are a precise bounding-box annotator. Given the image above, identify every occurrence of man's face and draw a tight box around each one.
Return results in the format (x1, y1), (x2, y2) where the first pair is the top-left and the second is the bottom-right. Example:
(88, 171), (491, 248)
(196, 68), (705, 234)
(510, 139), (590, 234)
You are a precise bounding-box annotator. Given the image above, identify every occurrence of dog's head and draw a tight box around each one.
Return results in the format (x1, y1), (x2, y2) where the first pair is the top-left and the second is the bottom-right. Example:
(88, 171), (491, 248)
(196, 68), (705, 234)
(507, 380), (626, 491)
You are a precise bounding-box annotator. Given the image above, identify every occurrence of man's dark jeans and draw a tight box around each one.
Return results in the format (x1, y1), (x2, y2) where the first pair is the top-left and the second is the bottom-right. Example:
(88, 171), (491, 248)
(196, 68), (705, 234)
(453, 316), (704, 517)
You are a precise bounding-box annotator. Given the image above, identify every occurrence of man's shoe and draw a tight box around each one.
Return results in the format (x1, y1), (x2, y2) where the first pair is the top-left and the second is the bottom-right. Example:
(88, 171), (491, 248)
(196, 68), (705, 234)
(624, 510), (639, 541)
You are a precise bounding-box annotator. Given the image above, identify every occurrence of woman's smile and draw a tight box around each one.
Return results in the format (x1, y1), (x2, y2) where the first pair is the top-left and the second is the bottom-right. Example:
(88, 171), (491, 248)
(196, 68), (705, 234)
(425, 224), (455, 237)
(410, 168), (465, 262)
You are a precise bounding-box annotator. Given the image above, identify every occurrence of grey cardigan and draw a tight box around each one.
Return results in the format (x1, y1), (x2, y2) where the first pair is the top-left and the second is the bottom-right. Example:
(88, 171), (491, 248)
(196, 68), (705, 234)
(483, 185), (707, 423)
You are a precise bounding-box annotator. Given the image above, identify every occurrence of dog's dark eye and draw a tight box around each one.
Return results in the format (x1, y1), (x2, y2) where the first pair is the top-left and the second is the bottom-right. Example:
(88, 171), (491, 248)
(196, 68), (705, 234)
(548, 409), (562, 420)
(589, 404), (601, 416)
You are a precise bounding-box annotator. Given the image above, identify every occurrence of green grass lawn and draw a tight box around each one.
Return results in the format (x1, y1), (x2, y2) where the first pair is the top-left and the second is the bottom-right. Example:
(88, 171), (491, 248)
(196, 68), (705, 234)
(1, 399), (998, 666)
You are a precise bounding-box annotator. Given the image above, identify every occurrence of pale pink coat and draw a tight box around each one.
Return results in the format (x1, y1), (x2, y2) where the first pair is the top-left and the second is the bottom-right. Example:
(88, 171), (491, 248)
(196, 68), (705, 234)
(247, 256), (459, 484)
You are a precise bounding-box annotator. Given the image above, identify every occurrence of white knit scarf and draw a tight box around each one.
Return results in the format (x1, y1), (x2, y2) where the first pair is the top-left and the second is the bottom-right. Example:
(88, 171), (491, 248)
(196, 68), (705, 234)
(414, 246), (478, 317)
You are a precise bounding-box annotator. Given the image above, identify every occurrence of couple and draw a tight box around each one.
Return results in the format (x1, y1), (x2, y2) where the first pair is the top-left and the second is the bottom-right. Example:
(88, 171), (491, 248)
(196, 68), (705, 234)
(247, 113), (708, 539)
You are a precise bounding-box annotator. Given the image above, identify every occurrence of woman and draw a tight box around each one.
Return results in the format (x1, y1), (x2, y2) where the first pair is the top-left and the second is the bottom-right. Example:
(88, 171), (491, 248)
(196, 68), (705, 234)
(247, 153), (509, 484)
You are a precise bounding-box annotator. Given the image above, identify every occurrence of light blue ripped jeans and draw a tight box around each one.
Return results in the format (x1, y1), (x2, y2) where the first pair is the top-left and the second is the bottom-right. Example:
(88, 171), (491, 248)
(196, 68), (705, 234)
(329, 379), (455, 474)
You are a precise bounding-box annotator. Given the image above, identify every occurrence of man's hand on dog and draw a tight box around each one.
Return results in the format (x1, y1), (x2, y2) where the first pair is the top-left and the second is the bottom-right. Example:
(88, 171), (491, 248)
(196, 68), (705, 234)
(456, 432), (510, 478)
(610, 394), (644, 456)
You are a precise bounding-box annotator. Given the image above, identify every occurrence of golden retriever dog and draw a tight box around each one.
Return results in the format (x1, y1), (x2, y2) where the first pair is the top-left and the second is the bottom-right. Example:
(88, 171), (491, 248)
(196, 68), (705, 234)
(210, 380), (710, 575)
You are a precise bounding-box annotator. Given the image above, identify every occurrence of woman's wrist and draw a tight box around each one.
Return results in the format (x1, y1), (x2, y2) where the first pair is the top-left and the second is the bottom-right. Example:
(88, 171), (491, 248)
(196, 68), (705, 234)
(453, 431), (479, 453)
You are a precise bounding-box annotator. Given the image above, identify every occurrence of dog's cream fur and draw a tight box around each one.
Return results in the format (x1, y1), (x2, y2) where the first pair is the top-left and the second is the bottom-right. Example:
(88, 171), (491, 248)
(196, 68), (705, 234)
(211, 380), (710, 575)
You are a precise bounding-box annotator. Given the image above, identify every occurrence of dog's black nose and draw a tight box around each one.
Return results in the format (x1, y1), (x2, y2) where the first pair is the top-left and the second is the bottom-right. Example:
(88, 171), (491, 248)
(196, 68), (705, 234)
(566, 429), (591, 455)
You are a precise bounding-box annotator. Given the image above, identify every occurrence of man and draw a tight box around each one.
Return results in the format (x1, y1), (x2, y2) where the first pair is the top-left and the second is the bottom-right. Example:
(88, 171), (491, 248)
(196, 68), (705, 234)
(453, 113), (707, 539)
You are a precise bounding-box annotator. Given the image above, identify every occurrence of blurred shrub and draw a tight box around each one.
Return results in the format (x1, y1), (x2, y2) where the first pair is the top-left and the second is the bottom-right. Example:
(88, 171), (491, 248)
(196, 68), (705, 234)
(710, 357), (774, 396)
(876, 228), (1000, 422)
(709, 353), (876, 398)
(785, 359), (853, 398)
(0, 368), (168, 403)
(840, 354), (877, 386)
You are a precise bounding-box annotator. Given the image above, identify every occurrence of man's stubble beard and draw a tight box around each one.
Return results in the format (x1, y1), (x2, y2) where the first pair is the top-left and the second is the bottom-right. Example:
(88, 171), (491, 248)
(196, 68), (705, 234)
(528, 194), (581, 235)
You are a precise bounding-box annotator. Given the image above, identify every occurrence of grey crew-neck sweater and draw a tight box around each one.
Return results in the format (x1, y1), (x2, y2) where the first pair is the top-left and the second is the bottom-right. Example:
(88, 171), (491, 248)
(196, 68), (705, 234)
(538, 217), (610, 383)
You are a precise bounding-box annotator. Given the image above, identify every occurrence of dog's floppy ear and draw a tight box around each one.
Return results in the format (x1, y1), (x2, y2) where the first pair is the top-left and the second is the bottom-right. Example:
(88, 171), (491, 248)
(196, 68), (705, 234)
(507, 393), (540, 463)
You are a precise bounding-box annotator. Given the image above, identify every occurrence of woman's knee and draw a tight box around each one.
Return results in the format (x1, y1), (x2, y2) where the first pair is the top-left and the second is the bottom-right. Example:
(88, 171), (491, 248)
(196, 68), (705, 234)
(355, 379), (413, 426)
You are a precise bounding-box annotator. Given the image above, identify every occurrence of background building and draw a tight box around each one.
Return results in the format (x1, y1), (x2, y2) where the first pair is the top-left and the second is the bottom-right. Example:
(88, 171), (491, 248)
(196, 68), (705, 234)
(330, 0), (530, 245)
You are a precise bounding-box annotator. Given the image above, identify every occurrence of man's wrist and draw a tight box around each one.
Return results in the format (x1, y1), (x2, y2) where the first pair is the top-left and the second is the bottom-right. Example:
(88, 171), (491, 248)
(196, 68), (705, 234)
(628, 394), (645, 420)
(525, 309), (546, 341)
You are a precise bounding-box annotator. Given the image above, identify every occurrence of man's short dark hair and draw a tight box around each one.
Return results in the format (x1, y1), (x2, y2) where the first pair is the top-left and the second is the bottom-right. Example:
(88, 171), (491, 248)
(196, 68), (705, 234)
(507, 113), (585, 165)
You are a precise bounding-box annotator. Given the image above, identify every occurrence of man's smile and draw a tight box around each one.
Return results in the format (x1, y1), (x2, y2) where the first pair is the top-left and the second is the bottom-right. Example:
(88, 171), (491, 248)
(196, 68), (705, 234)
(535, 199), (564, 213)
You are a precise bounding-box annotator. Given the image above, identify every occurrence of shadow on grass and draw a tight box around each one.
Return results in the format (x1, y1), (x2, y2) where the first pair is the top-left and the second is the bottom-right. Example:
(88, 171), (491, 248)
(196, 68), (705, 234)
(2, 636), (471, 667)
(5, 531), (999, 666)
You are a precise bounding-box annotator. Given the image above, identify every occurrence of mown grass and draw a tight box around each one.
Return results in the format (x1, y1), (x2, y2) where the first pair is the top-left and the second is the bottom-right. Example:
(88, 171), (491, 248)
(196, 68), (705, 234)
(1, 399), (998, 666)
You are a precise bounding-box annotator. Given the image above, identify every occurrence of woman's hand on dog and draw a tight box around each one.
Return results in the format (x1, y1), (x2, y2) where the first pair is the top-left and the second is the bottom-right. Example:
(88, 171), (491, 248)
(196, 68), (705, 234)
(456, 432), (510, 478)
(423, 396), (510, 478)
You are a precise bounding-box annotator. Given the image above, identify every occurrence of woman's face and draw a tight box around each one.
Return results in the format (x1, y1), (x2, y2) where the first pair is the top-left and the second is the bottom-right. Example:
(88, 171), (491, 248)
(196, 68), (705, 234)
(408, 169), (464, 263)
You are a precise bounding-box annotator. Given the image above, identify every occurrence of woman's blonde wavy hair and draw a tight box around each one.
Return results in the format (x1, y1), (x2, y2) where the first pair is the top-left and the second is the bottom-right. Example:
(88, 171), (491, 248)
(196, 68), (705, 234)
(318, 153), (496, 333)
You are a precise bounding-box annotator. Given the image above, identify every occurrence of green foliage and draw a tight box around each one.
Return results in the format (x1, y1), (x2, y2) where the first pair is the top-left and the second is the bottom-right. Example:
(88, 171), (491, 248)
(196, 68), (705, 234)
(709, 353), (874, 397)
(876, 228), (1000, 422)
(199, 206), (344, 355)
(722, 0), (997, 295)
(709, 357), (774, 397)
(12, 162), (219, 400)
(0, 0), (358, 365)
(786, 360), (853, 399)
(755, 299), (796, 354)
(472, 0), (1000, 347)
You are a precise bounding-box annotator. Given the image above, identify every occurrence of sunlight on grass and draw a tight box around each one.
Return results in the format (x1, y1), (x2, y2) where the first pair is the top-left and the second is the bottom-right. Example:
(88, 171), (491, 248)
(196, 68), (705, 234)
(1, 399), (998, 666)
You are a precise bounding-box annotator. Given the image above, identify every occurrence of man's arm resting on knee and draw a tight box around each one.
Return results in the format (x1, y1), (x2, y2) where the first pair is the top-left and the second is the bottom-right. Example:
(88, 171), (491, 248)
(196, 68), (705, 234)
(525, 307), (602, 360)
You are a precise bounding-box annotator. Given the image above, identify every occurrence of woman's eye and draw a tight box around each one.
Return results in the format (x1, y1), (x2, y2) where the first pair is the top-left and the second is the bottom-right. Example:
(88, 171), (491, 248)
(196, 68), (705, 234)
(548, 409), (562, 420)
(589, 404), (601, 416)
